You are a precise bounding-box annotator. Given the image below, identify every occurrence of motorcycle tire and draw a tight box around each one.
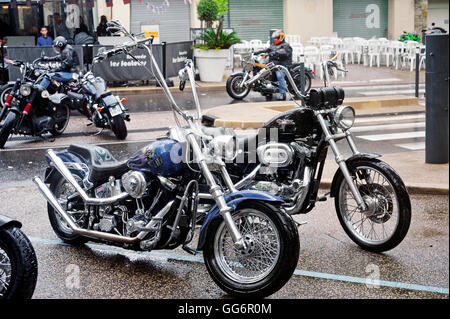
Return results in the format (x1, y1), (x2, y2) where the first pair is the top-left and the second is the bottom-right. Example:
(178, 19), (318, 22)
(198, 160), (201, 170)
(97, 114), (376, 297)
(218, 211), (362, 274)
(292, 72), (312, 95)
(0, 226), (38, 299)
(47, 171), (88, 245)
(0, 112), (17, 149)
(50, 104), (70, 137)
(110, 115), (128, 140)
(334, 158), (411, 253)
(0, 83), (13, 109)
(226, 73), (250, 100)
(203, 201), (300, 298)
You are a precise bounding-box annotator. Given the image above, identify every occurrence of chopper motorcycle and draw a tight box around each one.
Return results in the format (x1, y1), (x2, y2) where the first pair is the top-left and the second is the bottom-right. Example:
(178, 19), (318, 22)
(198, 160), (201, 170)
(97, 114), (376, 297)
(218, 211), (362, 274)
(187, 55), (412, 253)
(32, 21), (300, 298)
(0, 214), (38, 299)
(226, 50), (314, 100)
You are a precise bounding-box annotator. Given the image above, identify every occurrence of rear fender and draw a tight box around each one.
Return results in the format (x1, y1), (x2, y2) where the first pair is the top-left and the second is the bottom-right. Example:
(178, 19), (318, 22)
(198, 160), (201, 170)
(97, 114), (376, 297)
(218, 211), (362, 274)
(329, 153), (381, 198)
(0, 214), (22, 230)
(196, 190), (284, 251)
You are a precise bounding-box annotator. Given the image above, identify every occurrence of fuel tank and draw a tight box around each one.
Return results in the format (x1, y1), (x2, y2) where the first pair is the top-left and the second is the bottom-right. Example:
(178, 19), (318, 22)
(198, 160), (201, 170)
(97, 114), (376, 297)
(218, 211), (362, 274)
(263, 107), (318, 140)
(127, 138), (184, 177)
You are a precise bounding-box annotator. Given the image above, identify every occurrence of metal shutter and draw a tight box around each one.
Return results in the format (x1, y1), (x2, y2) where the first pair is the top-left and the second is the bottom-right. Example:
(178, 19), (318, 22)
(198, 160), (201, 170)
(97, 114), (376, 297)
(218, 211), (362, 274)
(130, 0), (190, 43)
(227, 0), (283, 42)
(333, 0), (388, 38)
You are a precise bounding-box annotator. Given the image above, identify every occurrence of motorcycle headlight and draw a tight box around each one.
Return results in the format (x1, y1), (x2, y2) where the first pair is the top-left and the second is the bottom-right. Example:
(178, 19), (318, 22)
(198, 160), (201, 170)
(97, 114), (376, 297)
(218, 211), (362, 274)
(41, 90), (50, 99)
(334, 105), (355, 130)
(19, 84), (32, 97)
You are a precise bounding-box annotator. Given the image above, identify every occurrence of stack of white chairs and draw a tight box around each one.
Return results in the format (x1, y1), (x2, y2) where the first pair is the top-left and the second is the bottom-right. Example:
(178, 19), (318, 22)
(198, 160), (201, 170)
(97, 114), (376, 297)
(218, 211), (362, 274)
(352, 38), (367, 64)
(308, 37), (321, 47)
(392, 41), (405, 69)
(303, 46), (321, 73)
(286, 34), (301, 46)
(418, 44), (426, 71)
(341, 37), (355, 64)
(292, 45), (304, 62)
(401, 41), (421, 71)
(367, 39), (381, 67)
(381, 40), (396, 67)
(249, 39), (264, 51)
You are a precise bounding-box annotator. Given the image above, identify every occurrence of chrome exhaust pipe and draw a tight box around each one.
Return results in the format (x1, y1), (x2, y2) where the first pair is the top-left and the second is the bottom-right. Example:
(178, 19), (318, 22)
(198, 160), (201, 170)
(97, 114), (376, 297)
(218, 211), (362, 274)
(46, 149), (128, 205)
(284, 166), (312, 215)
(33, 176), (174, 244)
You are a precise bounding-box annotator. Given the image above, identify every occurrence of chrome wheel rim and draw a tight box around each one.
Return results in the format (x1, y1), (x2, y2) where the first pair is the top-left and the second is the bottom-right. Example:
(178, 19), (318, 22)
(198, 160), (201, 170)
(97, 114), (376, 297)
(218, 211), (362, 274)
(339, 166), (400, 245)
(54, 176), (82, 234)
(230, 76), (249, 98)
(0, 246), (12, 298)
(214, 209), (280, 284)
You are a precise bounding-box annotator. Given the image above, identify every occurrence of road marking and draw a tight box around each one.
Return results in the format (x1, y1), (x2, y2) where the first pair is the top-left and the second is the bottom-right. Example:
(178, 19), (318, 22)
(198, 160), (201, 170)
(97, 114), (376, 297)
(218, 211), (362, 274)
(395, 142), (426, 150)
(361, 89), (425, 96)
(351, 122), (425, 133)
(28, 236), (449, 295)
(355, 114), (424, 124)
(357, 131), (425, 141)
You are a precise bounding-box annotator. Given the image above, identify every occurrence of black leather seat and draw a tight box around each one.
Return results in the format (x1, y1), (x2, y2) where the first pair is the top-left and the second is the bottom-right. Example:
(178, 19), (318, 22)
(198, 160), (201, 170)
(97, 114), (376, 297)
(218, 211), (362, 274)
(68, 144), (129, 182)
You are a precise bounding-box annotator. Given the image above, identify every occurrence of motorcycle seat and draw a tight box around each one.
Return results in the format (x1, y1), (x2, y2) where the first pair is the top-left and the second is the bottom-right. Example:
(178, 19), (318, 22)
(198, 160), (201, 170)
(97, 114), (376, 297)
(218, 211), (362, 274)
(67, 91), (86, 102)
(68, 144), (129, 182)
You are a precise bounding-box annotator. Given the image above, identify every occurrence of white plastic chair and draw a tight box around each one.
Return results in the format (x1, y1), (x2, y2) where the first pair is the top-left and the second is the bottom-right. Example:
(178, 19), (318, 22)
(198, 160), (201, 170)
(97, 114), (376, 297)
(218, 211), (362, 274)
(353, 38), (367, 64)
(303, 46), (320, 73)
(402, 41), (420, 71)
(249, 39), (263, 51)
(308, 37), (320, 47)
(340, 38), (355, 64)
(367, 39), (381, 67)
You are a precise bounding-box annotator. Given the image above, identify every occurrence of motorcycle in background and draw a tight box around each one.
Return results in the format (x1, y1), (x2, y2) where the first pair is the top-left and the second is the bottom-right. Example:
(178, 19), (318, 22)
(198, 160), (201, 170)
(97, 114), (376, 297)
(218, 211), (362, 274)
(0, 68), (71, 148)
(0, 214), (38, 299)
(33, 20), (300, 298)
(226, 50), (314, 100)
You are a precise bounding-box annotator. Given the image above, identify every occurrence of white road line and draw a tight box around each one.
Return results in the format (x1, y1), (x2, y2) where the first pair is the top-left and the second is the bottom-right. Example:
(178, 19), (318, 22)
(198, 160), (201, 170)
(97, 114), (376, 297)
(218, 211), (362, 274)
(357, 131), (425, 141)
(351, 122), (425, 133)
(360, 89), (425, 96)
(395, 142), (425, 150)
(355, 114), (424, 123)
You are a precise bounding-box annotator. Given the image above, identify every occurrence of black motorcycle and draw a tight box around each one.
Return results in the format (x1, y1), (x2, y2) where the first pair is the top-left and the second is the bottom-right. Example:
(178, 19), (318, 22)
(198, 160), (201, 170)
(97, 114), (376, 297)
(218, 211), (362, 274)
(226, 51), (314, 100)
(64, 68), (130, 140)
(0, 214), (38, 299)
(0, 69), (71, 148)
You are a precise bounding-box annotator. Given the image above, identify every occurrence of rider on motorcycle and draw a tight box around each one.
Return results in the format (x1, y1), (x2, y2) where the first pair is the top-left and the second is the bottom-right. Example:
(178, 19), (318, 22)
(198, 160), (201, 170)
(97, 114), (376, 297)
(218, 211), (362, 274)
(255, 29), (292, 101)
(39, 36), (80, 88)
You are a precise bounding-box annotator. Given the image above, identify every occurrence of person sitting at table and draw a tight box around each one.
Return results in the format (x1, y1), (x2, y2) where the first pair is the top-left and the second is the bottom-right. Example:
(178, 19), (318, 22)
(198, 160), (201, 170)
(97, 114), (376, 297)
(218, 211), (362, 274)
(36, 26), (53, 46)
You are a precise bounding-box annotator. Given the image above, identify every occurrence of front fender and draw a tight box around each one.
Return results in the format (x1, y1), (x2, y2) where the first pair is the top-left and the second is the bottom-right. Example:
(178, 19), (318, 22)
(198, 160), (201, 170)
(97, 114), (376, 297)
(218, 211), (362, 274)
(196, 190), (284, 251)
(329, 153), (381, 198)
(0, 214), (22, 230)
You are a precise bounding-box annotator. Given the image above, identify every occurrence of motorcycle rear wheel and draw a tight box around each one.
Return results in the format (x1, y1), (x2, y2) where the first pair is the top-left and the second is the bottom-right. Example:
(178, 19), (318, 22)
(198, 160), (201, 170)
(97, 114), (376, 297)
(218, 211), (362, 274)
(0, 226), (38, 299)
(203, 201), (299, 298)
(335, 158), (411, 252)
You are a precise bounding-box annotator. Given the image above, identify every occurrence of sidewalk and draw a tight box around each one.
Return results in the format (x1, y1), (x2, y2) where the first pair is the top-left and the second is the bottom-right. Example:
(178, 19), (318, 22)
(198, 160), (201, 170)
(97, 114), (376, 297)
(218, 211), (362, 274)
(109, 64), (425, 95)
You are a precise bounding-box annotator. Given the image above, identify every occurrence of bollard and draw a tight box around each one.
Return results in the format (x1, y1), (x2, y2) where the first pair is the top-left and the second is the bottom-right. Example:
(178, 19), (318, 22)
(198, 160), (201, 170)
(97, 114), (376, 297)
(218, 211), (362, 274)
(425, 34), (449, 164)
(415, 45), (420, 98)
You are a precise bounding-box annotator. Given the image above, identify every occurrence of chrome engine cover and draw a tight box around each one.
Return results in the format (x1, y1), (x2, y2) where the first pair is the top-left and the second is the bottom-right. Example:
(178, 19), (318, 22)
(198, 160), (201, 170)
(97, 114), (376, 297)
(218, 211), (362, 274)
(122, 171), (147, 198)
(257, 143), (293, 167)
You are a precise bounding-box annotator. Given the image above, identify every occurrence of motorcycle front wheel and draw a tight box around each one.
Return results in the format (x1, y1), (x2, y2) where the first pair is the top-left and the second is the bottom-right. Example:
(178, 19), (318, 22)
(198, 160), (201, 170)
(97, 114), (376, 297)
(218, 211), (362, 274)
(203, 201), (299, 298)
(50, 104), (70, 137)
(110, 115), (128, 140)
(0, 83), (13, 109)
(0, 111), (17, 148)
(0, 226), (38, 299)
(226, 73), (250, 100)
(335, 158), (411, 253)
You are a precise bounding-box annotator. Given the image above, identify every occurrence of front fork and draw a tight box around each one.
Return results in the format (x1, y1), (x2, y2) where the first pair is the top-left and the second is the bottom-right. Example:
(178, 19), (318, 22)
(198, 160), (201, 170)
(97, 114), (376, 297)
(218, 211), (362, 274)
(185, 132), (245, 250)
(315, 112), (368, 211)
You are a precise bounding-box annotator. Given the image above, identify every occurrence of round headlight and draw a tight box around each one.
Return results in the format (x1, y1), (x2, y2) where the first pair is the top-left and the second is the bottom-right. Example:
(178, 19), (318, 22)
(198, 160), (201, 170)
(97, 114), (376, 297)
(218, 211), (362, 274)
(41, 90), (50, 99)
(334, 105), (355, 130)
(19, 84), (32, 97)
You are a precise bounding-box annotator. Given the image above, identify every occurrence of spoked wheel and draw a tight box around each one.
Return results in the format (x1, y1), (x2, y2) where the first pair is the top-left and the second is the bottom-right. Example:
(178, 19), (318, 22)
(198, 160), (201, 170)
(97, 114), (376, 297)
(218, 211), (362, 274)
(47, 172), (88, 245)
(203, 202), (299, 298)
(0, 227), (38, 299)
(335, 158), (411, 253)
(50, 104), (70, 137)
(226, 73), (250, 100)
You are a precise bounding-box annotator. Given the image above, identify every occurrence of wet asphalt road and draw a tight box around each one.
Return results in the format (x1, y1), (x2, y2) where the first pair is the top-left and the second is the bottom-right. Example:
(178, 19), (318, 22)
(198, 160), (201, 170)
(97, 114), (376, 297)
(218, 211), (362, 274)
(0, 184), (448, 299)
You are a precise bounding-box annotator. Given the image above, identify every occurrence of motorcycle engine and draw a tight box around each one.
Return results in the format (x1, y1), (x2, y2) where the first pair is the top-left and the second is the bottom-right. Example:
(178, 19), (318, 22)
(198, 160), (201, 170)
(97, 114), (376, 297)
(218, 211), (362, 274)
(122, 171), (147, 198)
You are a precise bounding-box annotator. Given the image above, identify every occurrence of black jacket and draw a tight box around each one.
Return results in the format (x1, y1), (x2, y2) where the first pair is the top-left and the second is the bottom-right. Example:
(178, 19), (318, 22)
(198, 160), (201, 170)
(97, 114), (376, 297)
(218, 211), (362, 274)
(45, 44), (79, 72)
(256, 41), (292, 66)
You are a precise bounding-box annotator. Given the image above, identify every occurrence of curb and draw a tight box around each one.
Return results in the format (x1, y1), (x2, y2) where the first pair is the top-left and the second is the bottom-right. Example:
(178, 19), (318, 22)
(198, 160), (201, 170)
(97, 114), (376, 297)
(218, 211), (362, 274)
(318, 181), (449, 195)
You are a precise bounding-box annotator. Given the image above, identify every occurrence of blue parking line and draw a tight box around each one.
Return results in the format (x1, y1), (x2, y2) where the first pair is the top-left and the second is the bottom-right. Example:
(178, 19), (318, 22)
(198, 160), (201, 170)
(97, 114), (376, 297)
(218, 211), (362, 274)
(29, 236), (449, 295)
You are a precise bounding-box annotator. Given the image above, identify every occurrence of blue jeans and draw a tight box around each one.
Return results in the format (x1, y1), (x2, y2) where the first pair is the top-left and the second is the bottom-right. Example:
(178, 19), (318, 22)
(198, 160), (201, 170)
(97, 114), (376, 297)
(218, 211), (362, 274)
(40, 72), (74, 89)
(275, 70), (287, 94)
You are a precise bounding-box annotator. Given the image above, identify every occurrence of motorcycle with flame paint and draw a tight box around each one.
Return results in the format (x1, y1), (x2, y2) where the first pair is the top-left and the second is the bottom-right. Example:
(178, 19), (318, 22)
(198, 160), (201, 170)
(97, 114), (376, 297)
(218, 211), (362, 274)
(33, 21), (300, 298)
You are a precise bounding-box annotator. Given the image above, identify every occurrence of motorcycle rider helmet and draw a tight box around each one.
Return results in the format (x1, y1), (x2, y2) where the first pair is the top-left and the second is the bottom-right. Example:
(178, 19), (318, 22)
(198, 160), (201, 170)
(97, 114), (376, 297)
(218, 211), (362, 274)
(271, 29), (286, 45)
(53, 36), (67, 53)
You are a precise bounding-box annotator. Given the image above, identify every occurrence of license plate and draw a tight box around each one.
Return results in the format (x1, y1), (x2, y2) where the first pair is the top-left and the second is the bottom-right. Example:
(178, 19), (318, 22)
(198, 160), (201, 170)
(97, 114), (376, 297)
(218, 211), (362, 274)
(102, 94), (118, 106)
(109, 104), (122, 117)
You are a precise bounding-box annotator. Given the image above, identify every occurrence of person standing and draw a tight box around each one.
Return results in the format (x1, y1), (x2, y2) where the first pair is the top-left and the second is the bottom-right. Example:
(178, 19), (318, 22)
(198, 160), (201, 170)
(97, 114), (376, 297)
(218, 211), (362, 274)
(36, 26), (53, 46)
(52, 13), (73, 42)
(96, 15), (111, 38)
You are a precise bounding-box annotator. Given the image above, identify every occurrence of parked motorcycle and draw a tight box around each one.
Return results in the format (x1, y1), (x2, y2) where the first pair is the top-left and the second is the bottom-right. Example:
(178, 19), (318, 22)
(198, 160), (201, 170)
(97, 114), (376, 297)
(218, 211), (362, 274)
(32, 21), (300, 298)
(0, 66), (71, 148)
(226, 51), (314, 100)
(64, 67), (130, 140)
(190, 55), (411, 253)
(0, 214), (38, 299)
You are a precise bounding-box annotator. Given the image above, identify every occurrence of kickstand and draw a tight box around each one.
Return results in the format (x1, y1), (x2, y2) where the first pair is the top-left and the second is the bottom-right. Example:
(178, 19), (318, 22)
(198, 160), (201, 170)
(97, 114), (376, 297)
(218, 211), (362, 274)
(84, 127), (104, 136)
